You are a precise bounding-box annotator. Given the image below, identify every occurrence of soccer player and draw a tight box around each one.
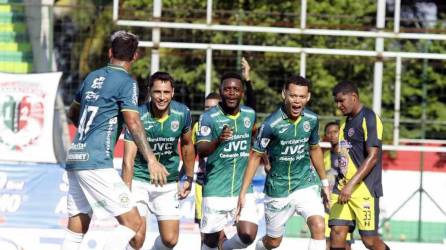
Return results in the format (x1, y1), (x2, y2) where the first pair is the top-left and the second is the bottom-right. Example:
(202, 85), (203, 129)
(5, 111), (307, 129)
(329, 81), (389, 250)
(121, 71), (195, 250)
(237, 75), (330, 250)
(193, 57), (256, 229)
(63, 30), (168, 250)
(323, 122), (353, 250)
(196, 72), (258, 250)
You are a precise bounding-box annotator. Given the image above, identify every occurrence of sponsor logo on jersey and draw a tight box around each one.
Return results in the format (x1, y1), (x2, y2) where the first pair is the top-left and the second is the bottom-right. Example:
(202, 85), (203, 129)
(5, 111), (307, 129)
(171, 120), (179, 132)
(348, 128), (355, 137)
(119, 193), (130, 207)
(85, 91), (100, 101)
(303, 121), (311, 132)
(278, 126), (288, 134)
(244, 117), (251, 128)
(200, 126), (211, 136)
(91, 76), (105, 89)
(260, 138), (270, 148)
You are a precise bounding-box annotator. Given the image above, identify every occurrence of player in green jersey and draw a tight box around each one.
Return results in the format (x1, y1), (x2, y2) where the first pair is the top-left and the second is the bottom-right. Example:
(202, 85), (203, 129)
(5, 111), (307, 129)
(329, 81), (389, 250)
(196, 72), (258, 250)
(237, 75), (330, 250)
(122, 72), (195, 250)
(63, 31), (167, 250)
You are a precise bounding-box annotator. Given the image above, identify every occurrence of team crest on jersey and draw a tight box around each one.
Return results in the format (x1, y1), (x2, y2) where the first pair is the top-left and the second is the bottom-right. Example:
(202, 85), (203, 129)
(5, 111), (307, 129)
(260, 138), (270, 148)
(171, 120), (179, 132)
(339, 140), (352, 149)
(244, 117), (251, 128)
(200, 126), (211, 136)
(119, 193), (130, 206)
(348, 128), (355, 137)
(303, 121), (311, 132)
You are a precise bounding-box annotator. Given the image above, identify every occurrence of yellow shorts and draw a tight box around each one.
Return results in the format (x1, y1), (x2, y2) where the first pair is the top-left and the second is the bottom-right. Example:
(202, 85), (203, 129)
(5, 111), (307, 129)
(194, 183), (203, 224)
(329, 193), (379, 236)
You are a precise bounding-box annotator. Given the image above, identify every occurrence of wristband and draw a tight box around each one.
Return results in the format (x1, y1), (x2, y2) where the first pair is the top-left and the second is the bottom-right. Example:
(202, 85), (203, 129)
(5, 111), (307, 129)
(185, 175), (194, 183)
(321, 179), (329, 187)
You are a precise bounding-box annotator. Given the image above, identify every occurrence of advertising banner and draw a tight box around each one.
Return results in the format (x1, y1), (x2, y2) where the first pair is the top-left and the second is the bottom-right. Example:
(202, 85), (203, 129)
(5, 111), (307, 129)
(0, 72), (62, 163)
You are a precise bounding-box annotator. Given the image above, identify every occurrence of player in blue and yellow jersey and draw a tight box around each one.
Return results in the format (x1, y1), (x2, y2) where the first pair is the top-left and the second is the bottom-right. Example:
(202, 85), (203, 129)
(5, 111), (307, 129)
(122, 72), (195, 250)
(238, 75), (330, 250)
(196, 72), (258, 250)
(329, 81), (389, 250)
(323, 122), (353, 250)
(63, 31), (168, 250)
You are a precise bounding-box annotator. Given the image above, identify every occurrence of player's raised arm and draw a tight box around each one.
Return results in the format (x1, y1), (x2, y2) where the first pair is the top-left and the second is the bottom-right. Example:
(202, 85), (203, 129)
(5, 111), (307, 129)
(122, 110), (168, 186)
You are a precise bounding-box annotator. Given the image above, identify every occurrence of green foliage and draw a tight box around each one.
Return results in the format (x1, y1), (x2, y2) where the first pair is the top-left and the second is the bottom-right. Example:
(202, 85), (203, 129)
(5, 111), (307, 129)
(59, 0), (446, 141)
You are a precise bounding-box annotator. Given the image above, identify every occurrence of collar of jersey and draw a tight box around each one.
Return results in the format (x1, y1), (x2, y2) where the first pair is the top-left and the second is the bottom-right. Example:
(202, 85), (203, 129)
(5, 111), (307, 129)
(147, 101), (170, 123)
(280, 105), (303, 125)
(217, 103), (240, 120)
(107, 63), (128, 73)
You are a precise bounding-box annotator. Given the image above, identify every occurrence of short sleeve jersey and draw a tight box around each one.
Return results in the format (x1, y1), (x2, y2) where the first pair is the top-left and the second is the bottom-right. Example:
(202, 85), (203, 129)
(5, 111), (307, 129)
(124, 100), (192, 183)
(196, 104), (256, 197)
(335, 106), (383, 197)
(252, 106), (320, 198)
(66, 64), (138, 170)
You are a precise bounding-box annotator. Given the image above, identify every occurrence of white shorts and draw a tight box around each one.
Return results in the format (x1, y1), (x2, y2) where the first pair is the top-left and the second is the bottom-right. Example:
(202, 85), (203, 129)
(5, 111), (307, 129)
(132, 180), (180, 221)
(200, 194), (258, 234)
(67, 168), (135, 219)
(264, 185), (325, 238)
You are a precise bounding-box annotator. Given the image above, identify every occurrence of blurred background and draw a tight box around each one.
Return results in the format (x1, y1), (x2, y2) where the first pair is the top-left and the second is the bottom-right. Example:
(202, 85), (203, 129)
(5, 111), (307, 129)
(0, 0), (445, 249)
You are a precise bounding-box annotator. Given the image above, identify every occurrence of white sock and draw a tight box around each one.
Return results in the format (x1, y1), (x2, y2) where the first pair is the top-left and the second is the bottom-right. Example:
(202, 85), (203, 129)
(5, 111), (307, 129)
(151, 235), (172, 250)
(201, 243), (218, 250)
(255, 238), (268, 250)
(103, 225), (136, 250)
(61, 229), (83, 250)
(222, 234), (248, 249)
(308, 239), (326, 250)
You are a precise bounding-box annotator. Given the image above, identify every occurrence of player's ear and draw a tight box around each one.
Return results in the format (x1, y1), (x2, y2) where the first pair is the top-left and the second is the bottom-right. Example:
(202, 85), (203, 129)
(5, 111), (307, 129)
(108, 48), (113, 59)
(281, 89), (286, 100)
(171, 87), (175, 98)
(307, 92), (311, 102)
(132, 51), (139, 62)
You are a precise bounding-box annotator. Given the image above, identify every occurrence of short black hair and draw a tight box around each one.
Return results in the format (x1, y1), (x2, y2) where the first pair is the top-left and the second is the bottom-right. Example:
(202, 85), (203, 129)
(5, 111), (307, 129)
(206, 92), (221, 100)
(110, 30), (139, 61)
(283, 75), (311, 91)
(332, 81), (359, 96)
(220, 72), (243, 86)
(324, 121), (339, 133)
(148, 71), (174, 89)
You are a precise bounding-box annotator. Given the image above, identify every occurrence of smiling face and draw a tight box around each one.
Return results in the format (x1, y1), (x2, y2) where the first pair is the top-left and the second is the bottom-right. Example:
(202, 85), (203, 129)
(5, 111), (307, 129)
(150, 79), (174, 113)
(282, 84), (310, 121)
(220, 78), (244, 112)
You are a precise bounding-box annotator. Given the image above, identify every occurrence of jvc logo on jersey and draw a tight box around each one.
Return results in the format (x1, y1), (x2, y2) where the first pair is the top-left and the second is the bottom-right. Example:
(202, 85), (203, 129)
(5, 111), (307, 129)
(223, 140), (247, 152)
(281, 144), (305, 155)
(153, 142), (173, 152)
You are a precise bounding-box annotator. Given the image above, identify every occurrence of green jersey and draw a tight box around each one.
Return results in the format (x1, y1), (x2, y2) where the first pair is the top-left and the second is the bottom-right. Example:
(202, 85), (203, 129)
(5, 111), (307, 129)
(196, 104), (256, 197)
(66, 64), (138, 170)
(252, 106), (320, 198)
(124, 100), (192, 183)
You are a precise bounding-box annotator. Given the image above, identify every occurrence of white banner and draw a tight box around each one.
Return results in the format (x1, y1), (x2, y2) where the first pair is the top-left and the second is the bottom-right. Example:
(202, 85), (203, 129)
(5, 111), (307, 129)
(0, 72), (62, 163)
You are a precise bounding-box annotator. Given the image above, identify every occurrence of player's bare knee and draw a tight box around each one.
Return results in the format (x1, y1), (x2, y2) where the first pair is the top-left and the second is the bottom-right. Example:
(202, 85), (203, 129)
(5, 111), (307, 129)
(130, 231), (145, 250)
(161, 233), (178, 248)
(361, 236), (378, 249)
(264, 236), (282, 249)
(308, 218), (325, 235)
(203, 233), (219, 248)
(238, 231), (256, 245)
